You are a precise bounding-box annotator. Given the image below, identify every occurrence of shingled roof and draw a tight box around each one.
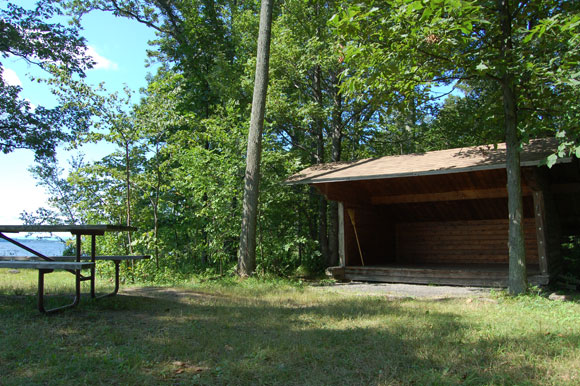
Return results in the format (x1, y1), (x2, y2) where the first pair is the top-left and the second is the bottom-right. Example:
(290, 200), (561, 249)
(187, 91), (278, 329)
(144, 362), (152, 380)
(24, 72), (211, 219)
(286, 138), (567, 185)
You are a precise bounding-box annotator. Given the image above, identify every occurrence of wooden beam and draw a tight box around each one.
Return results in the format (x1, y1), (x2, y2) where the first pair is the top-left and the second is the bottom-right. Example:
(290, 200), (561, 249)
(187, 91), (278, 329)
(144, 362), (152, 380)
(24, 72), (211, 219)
(371, 186), (532, 205)
(524, 166), (562, 277)
(314, 183), (369, 205)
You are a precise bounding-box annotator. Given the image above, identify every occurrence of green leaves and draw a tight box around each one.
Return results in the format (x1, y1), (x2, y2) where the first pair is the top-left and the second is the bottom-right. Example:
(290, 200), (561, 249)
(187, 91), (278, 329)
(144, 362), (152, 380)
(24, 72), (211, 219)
(475, 62), (488, 71)
(406, 1), (424, 14)
(0, 1), (92, 159)
(546, 153), (558, 168)
(333, 0), (580, 149)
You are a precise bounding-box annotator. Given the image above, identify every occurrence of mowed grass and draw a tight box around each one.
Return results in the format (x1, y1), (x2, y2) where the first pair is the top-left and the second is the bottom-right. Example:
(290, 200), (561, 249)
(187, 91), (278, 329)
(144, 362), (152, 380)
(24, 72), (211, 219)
(1, 269), (579, 385)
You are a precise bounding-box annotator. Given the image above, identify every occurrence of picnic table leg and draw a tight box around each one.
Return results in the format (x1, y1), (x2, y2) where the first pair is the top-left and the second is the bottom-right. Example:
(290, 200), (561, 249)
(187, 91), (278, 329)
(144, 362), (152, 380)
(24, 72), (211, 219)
(90, 234), (96, 298)
(37, 269), (51, 313)
(111, 260), (120, 296)
(94, 260), (120, 299)
(37, 268), (82, 315)
(75, 233), (82, 263)
(89, 234), (121, 299)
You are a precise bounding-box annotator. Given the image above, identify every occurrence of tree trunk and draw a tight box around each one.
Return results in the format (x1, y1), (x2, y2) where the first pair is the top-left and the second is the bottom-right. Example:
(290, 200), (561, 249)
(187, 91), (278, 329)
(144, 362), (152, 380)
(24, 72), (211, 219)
(504, 78), (527, 294)
(153, 142), (161, 268)
(201, 191), (209, 265)
(312, 63), (330, 263)
(308, 187), (320, 241)
(327, 71), (343, 267)
(237, 0), (274, 277)
(499, 0), (527, 294)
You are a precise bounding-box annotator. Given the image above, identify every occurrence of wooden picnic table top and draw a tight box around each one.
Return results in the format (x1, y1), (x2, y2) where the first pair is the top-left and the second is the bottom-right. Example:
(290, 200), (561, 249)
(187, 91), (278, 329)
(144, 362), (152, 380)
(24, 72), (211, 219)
(0, 255), (150, 261)
(0, 260), (95, 270)
(0, 224), (136, 235)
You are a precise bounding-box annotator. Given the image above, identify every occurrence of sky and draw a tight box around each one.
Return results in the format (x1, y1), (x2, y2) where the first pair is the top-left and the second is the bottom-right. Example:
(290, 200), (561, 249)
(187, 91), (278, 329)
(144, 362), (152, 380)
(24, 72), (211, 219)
(0, 0), (157, 224)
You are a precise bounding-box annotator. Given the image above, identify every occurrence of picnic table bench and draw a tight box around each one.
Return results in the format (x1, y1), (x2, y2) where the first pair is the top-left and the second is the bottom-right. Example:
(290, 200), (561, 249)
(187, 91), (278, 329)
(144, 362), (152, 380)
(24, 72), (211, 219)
(0, 225), (150, 314)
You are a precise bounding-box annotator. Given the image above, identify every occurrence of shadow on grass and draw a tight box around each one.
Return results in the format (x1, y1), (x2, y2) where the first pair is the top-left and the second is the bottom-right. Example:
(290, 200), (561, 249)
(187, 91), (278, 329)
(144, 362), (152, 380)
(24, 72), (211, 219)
(0, 287), (578, 385)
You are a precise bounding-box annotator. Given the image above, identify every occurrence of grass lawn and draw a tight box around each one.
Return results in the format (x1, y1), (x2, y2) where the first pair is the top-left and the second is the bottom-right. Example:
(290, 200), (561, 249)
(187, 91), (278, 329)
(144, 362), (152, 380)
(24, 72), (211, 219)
(1, 269), (579, 385)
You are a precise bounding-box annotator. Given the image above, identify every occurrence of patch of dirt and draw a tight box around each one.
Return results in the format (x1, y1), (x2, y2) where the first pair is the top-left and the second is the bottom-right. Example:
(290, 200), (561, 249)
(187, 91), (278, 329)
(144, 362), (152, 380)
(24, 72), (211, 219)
(120, 286), (226, 300)
(120, 282), (494, 302)
(313, 281), (494, 299)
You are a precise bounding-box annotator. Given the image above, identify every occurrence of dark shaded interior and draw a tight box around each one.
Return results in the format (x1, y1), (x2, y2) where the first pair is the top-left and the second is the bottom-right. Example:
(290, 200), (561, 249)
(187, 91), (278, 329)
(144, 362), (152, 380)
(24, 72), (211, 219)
(343, 202), (538, 267)
(319, 161), (580, 274)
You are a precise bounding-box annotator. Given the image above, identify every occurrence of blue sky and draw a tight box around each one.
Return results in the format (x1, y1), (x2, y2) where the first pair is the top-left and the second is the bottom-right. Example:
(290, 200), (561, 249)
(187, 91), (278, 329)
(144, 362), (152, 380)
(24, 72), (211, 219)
(0, 0), (157, 224)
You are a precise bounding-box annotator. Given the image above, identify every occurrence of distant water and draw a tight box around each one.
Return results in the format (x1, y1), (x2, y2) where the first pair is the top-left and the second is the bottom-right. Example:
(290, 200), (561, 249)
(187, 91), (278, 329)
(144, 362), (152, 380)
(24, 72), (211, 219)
(0, 238), (66, 257)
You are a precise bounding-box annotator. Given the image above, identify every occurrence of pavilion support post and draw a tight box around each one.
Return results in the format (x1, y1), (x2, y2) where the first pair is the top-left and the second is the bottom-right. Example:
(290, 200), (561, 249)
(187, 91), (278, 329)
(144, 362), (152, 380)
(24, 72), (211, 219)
(90, 234), (96, 298)
(533, 191), (549, 275)
(338, 202), (345, 267)
(524, 167), (562, 280)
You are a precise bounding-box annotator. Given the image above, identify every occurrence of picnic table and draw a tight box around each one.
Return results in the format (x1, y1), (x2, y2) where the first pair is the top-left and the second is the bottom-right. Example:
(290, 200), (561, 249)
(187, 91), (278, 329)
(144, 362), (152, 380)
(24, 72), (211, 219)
(0, 225), (149, 314)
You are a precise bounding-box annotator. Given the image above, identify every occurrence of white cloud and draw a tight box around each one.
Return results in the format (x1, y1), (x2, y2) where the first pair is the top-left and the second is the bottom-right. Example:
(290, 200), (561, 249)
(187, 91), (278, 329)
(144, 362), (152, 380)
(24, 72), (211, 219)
(86, 45), (119, 71)
(2, 68), (22, 87)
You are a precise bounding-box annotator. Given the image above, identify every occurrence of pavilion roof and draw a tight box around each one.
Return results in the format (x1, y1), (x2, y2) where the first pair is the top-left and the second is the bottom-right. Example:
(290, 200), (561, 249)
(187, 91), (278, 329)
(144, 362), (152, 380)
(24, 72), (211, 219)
(286, 138), (566, 185)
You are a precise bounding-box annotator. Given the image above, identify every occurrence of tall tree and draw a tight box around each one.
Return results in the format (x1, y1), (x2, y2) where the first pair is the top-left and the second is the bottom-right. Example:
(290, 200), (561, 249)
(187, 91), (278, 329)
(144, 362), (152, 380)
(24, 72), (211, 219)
(238, 0), (274, 276)
(63, 0), (258, 261)
(267, 0), (378, 268)
(333, 0), (580, 294)
(22, 156), (89, 225)
(29, 0), (326, 279)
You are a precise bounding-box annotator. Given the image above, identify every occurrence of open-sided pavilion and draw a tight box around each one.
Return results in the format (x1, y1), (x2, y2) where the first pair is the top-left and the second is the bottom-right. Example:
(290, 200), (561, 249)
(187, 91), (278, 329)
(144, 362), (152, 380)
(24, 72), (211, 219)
(287, 138), (580, 286)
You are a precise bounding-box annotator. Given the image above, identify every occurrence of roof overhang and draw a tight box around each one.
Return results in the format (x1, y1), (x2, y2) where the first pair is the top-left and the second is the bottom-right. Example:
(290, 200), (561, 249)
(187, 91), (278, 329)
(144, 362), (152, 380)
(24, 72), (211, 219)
(286, 138), (571, 185)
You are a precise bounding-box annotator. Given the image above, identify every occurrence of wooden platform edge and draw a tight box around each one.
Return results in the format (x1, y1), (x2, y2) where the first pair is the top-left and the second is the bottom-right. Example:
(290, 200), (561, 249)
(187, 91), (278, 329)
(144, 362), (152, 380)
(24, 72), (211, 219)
(332, 266), (551, 288)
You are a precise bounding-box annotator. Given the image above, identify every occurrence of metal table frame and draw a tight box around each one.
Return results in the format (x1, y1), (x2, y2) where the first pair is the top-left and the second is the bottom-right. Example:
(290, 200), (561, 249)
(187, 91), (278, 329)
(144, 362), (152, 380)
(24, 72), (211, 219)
(0, 225), (136, 314)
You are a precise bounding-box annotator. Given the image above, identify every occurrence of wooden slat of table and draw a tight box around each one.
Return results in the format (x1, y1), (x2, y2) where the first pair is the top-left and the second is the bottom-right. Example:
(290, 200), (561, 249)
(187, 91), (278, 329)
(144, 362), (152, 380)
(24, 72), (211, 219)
(0, 255), (150, 262)
(0, 225), (136, 234)
(0, 261), (94, 270)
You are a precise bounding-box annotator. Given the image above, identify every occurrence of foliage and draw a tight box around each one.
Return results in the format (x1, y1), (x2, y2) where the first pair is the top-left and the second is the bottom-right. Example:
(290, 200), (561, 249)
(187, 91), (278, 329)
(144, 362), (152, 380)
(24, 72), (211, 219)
(24, 0), (333, 279)
(561, 236), (580, 280)
(0, 0), (92, 159)
(22, 155), (90, 225)
(422, 81), (505, 150)
(331, 0), (580, 148)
